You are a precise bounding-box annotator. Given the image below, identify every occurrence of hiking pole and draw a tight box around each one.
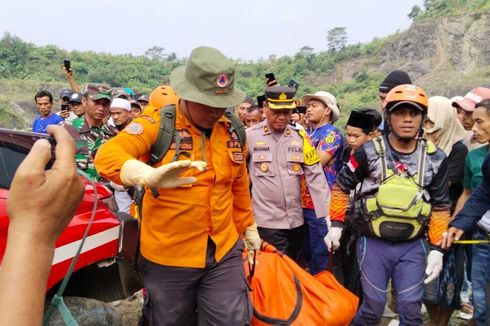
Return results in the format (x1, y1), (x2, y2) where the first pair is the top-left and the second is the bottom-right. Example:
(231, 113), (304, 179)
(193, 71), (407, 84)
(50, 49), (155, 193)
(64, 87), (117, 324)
(453, 239), (490, 245)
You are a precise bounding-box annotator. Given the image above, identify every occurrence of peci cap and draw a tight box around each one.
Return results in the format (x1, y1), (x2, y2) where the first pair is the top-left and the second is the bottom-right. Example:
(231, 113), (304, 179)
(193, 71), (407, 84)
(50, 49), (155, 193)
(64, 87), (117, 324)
(265, 85), (296, 110)
(68, 92), (84, 104)
(452, 87), (490, 112)
(170, 46), (245, 108)
(257, 95), (266, 108)
(303, 91), (340, 122)
(84, 83), (112, 101)
(347, 110), (376, 132)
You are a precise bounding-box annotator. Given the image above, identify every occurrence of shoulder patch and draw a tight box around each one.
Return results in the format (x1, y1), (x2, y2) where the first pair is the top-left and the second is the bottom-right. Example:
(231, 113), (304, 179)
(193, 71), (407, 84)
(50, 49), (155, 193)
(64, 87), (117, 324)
(324, 134), (335, 144)
(125, 122), (144, 135)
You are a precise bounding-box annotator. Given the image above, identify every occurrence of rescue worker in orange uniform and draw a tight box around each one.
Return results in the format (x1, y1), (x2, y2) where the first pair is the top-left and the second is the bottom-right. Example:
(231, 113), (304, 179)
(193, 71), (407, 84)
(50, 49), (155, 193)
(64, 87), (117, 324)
(94, 46), (261, 325)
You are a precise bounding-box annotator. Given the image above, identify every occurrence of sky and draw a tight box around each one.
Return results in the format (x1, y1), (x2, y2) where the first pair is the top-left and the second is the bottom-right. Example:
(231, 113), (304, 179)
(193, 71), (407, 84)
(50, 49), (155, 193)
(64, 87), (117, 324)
(1, 0), (424, 60)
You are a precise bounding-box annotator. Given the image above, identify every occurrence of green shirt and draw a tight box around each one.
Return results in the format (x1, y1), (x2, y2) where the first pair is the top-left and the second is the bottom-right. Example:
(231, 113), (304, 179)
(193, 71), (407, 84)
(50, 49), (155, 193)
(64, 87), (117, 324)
(66, 117), (116, 180)
(463, 144), (489, 190)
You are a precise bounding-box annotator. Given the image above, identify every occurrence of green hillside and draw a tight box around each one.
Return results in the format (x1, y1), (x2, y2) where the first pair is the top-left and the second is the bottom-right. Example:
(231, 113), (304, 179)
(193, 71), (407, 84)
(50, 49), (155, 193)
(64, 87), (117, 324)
(1, 0), (489, 129)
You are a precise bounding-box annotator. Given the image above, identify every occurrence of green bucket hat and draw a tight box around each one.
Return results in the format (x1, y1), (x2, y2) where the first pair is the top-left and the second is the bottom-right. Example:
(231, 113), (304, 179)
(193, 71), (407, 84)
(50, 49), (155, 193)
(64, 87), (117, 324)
(84, 83), (112, 101)
(170, 46), (245, 108)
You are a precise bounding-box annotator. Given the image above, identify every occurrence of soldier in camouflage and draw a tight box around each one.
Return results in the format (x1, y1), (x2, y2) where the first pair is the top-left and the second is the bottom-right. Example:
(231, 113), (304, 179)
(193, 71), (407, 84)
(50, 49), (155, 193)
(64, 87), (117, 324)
(65, 83), (116, 180)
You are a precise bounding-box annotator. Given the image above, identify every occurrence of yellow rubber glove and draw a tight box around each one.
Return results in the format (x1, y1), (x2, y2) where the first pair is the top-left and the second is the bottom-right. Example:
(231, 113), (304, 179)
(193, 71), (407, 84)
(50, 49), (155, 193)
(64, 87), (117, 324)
(243, 222), (262, 251)
(243, 222), (262, 266)
(120, 159), (206, 188)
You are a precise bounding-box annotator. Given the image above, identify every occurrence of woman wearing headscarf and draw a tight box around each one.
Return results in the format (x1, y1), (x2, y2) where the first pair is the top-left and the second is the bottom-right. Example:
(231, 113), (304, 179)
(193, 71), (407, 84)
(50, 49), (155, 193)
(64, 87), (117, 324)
(423, 96), (469, 326)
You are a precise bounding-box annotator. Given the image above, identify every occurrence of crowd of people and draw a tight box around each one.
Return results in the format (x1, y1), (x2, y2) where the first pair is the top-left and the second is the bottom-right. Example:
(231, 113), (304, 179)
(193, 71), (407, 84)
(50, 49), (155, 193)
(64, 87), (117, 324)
(9, 45), (490, 325)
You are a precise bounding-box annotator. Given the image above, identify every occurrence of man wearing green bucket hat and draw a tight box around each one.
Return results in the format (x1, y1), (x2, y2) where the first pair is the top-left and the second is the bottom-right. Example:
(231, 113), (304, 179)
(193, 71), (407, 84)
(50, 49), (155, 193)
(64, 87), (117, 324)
(95, 46), (259, 325)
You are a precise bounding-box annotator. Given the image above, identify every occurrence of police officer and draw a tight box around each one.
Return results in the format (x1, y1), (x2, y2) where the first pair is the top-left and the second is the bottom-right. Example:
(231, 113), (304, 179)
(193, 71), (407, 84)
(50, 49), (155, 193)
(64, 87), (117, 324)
(327, 84), (451, 325)
(247, 85), (330, 263)
(95, 46), (260, 325)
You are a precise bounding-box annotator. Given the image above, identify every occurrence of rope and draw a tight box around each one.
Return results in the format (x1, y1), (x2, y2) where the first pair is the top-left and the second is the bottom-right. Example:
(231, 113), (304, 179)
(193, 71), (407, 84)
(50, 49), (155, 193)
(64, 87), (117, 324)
(453, 240), (490, 245)
(43, 169), (99, 325)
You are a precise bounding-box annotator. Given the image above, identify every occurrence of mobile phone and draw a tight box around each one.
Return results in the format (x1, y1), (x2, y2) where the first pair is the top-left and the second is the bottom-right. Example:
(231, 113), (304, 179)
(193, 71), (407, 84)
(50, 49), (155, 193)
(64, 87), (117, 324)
(265, 73), (277, 86)
(288, 79), (300, 91)
(63, 59), (71, 71)
(296, 106), (306, 114)
(61, 104), (70, 111)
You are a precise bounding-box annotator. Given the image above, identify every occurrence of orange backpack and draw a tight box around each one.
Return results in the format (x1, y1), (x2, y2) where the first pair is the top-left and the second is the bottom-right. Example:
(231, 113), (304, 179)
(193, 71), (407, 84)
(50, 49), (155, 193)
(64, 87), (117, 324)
(244, 244), (359, 326)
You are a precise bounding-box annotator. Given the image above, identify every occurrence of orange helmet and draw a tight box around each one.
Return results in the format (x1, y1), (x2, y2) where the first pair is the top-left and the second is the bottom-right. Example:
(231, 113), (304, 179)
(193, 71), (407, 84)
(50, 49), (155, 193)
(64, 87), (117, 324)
(384, 84), (428, 114)
(149, 85), (179, 108)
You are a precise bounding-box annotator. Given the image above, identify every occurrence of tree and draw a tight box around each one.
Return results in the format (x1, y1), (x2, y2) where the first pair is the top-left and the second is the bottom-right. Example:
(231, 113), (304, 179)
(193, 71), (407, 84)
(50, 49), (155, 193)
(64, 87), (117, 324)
(408, 5), (423, 20)
(298, 46), (314, 56)
(423, 0), (434, 10)
(144, 46), (166, 60)
(326, 27), (348, 53)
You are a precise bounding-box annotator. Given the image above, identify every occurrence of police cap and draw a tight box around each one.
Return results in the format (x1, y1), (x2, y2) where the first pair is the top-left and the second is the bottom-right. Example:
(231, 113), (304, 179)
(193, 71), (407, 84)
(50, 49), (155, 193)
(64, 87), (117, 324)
(265, 85), (296, 110)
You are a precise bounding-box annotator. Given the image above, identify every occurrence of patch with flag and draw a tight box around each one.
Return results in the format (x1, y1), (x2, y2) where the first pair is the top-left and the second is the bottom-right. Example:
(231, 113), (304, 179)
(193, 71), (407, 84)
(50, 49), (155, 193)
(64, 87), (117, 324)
(347, 154), (359, 172)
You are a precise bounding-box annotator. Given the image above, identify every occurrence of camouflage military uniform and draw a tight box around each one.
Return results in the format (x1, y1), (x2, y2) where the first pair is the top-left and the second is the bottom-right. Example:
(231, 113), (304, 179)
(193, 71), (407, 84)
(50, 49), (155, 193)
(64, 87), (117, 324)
(66, 117), (116, 180)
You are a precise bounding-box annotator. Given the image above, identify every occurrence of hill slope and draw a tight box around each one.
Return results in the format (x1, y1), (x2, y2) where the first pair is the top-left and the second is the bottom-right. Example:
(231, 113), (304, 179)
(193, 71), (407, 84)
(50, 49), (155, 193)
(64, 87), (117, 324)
(1, 2), (489, 129)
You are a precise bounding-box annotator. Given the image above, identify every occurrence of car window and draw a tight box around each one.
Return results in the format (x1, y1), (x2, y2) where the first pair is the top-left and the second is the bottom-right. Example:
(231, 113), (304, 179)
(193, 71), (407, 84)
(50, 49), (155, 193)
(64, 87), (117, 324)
(0, 142), (29, 189)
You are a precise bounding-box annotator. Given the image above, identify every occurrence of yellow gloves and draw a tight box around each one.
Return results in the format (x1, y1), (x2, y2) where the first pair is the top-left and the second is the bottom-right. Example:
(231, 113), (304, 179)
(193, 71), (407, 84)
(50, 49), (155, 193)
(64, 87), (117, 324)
(243, 222), (262, 266)
(243, 222), (262, 251)
(120, 159), (206, 188)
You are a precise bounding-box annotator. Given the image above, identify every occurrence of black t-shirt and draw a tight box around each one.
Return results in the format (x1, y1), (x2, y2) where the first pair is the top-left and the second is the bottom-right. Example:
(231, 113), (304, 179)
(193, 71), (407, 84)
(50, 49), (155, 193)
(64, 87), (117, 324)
(447, 141), (468, 213)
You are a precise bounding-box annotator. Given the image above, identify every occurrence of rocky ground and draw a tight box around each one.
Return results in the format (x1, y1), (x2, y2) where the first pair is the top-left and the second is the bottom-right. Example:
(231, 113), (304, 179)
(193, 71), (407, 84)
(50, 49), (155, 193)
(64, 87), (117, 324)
(109, 290), (472, 326)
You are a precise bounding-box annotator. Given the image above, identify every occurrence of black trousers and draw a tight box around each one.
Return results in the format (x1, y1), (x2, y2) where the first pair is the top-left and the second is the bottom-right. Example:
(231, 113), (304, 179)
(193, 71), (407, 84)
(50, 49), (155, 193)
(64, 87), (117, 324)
(257, 225), (306, 264)
(138, 239), (251, 326)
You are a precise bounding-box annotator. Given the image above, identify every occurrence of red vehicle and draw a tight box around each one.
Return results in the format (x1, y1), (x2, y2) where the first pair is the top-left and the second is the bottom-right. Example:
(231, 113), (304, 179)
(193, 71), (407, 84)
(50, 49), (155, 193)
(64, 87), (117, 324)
(0, 129), (140, 323)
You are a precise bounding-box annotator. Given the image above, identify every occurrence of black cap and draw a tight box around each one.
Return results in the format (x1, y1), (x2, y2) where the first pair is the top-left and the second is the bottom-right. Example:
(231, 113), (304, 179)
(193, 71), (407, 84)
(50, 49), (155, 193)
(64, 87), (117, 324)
(59, 89), (73, 100)
(347, 111), (376, 132)
(130, 100), (142, 109)
(68, 92), (83, 104)
(265, 85), (296, 109)
(379, 70), (412, 93)
(136, 94), (149, 102)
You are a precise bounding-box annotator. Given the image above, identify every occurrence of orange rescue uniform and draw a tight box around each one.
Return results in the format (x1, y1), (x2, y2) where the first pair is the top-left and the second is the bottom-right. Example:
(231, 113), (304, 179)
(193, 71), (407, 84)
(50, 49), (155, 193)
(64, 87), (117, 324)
(94, 104), (254, 268)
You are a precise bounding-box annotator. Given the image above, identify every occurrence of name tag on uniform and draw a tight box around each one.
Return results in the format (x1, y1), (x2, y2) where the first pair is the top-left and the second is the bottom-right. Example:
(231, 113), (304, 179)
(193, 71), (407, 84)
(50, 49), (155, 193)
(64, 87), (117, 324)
(233, 152), (244, 163)
(227, 140), (241, 149)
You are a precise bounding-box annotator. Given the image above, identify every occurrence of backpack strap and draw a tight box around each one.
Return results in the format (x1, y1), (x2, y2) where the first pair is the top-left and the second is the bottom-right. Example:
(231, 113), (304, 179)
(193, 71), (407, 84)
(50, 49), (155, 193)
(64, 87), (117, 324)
(417, 139), (429, 187)
(148, 105), (177, 166)
(224, 109), (246, 148)
(373, 137), (388, 181)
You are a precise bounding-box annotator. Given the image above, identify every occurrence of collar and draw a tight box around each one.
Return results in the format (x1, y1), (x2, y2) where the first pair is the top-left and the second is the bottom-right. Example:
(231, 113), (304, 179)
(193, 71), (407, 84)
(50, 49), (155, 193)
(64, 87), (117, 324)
(262, 120), (293, 137)
(79, 117), (109, 134)
(176, 102), (228, 132)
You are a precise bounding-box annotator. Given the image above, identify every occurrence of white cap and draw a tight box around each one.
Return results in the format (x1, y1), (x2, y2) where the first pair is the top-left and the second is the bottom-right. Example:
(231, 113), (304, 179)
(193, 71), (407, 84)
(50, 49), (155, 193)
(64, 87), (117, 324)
(303, 91), (340, 123)
(110, 98), (131, 111)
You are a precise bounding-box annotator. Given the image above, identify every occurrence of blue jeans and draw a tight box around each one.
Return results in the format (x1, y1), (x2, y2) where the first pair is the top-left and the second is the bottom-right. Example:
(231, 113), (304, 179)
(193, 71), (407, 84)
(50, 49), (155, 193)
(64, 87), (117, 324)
(352, 236), (427, 326)
(303, 209), (329, 275)
(471, 229), (490, 326)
